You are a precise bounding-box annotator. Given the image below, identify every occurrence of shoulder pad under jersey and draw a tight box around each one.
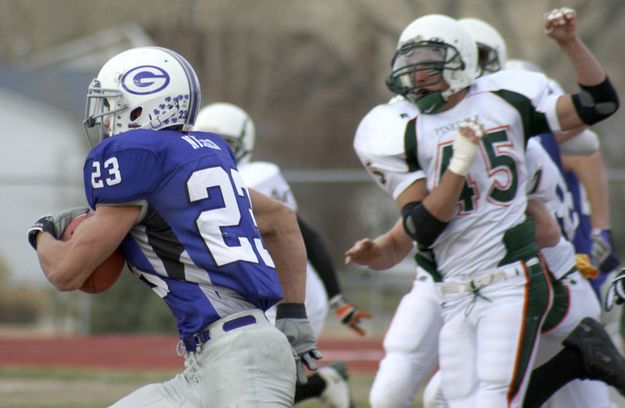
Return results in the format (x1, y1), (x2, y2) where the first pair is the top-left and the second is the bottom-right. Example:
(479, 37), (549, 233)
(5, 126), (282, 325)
(354, 100), (418, 159)
(472, 69), (560, 131)
(473, 69), (551, 100)
(547, 77), (565, 96)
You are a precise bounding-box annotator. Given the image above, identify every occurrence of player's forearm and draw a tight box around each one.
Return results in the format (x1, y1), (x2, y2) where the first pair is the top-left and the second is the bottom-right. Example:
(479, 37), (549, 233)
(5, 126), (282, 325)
(372, 219), (414, 270)
(422, 171), (467, 222)
(36, 233), (95, 291)
(571, 152), (610, 229)
(297, 215), (341, 298)
(526, 200), (561, 248)
(559, 38), (606, 86)
(264, 209), (308, 303)
(36, 234), (70, 289)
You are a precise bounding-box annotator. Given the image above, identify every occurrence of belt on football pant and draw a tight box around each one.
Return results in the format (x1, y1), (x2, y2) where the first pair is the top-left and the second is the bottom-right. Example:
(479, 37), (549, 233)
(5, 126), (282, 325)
(181, 309), (263, 353)
(438, 257), (540, 295)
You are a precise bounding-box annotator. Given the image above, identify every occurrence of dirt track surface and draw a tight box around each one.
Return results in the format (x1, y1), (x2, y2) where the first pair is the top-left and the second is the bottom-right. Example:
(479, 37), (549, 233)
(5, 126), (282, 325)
(0, 335), (383, 373)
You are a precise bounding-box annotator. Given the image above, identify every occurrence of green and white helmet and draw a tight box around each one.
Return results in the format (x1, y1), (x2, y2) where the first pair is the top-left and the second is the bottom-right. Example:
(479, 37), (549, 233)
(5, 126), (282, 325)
(386, 14), (478, 113)
(194, 102), (256, 165)
(459, 18), (507, 76)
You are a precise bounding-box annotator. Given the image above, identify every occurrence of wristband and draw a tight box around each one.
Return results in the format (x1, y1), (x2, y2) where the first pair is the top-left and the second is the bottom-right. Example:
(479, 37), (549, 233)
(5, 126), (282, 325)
(28, 216), (55, 250)
(276, 303), (307, 319)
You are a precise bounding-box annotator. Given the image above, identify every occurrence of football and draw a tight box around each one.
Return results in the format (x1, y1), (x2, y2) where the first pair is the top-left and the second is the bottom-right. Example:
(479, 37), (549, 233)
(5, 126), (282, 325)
(62, 211), (125, 294)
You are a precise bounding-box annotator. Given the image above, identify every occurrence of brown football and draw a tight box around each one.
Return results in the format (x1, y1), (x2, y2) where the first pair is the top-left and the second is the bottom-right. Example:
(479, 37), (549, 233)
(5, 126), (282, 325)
(62, 211), (125, 294)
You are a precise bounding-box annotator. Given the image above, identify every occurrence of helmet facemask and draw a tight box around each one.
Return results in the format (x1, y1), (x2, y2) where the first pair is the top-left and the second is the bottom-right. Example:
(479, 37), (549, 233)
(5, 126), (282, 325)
(386, 41), (465, 113)
(83, 79), (128, 147)
(458, 18), (507, 78)
(221, 117), (253, 164)
(477, 43), (502, 76)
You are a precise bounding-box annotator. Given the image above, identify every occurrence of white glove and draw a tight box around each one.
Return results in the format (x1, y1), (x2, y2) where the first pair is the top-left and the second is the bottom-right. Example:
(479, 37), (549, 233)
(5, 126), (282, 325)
(275, 303), (322, 384)
(448, 118), (485, 176)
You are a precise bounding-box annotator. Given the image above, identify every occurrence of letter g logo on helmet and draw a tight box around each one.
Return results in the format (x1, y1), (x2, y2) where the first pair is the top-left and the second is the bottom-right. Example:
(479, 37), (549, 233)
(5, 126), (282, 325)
(121, 65), (170, 95)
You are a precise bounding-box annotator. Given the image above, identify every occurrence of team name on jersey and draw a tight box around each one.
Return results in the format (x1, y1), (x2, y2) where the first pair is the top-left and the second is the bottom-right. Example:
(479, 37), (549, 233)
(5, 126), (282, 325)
(433, 114), (480, 137)
(181, 135), (221, 150)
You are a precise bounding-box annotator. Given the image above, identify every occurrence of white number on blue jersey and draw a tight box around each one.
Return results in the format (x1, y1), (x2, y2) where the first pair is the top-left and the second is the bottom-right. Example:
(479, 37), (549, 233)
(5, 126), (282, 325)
(187, 166), (274, 267)
(91, 157), (122, 188)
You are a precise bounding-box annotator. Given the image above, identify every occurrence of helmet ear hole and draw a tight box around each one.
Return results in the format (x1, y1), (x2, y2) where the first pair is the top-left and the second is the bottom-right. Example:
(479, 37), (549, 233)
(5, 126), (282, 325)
(130, 107), (143, 121)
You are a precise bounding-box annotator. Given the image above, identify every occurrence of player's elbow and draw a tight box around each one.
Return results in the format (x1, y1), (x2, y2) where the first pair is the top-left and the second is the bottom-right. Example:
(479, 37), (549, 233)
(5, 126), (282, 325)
(571, 76), (619, 126)
(277, 205), (300, 238)
(260, 202), (299, 240)
(45, 266), (84, 292)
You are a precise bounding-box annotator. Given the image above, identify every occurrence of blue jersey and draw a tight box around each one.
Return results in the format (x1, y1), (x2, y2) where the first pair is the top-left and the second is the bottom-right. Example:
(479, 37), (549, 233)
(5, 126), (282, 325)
(83, 129), (283, 338)
(538, 133), (593, 255)
(538, 133), (603, 295)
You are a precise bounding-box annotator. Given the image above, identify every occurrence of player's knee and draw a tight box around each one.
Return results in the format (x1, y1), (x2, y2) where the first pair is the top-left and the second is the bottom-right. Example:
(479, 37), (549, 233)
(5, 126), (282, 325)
(370, 352), (428, 408)
(370, 384), (415, 408)
(423, 371), (450, 408)
(383, 328), (438, 355)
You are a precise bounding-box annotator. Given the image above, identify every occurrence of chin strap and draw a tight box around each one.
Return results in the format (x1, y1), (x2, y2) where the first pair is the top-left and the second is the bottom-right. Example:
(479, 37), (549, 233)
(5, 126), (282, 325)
(414, 91), (447, 113)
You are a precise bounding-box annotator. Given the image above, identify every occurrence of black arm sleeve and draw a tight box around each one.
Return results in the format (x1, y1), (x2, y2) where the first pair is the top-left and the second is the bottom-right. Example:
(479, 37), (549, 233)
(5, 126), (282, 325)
(297, 215), (342, 298)
(571, 76), (619, 125)
(402, 201), (448, 248)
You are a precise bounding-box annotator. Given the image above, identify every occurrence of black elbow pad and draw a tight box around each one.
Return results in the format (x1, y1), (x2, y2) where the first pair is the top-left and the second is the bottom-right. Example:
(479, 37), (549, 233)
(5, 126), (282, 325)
(401, 202), (448, 248)
(572, 76), (619, 125)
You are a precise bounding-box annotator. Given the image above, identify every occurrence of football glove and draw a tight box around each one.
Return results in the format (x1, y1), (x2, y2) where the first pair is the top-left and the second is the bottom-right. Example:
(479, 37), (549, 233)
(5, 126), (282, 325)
(28, 207), (90, 250)
(575, 253), (599, 279)
(591, 229), (621, 274)
(330, 294), (372, 336)
(275, 303), (322, 384)
(604, 268), (625, 311)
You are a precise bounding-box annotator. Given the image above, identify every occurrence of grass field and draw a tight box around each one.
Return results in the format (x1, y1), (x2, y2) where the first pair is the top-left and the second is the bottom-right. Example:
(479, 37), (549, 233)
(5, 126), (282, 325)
(0, 366), (425, 408)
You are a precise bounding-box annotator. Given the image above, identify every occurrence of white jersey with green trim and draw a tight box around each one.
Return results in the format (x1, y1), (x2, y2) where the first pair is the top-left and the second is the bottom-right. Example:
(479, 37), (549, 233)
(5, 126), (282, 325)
(238, 160), (329, 336)
(355, 69), (561, 280)
(238, 161), (298, 210)
(526, 138), (576, 279)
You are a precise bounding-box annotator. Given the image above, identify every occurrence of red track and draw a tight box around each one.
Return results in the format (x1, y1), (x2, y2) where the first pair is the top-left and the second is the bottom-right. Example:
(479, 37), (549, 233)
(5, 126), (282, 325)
(0, 336), (383, 373)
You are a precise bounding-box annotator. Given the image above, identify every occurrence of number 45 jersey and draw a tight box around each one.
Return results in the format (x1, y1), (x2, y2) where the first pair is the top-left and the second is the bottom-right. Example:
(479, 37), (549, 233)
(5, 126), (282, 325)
(355, 69), (561, 280)
(83, 128), (283, 337)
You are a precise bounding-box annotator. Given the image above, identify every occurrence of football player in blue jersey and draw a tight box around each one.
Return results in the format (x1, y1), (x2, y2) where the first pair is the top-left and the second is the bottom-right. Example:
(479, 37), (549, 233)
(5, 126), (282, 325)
(194, 102), (368, 408)
(28, 46), (320, 407)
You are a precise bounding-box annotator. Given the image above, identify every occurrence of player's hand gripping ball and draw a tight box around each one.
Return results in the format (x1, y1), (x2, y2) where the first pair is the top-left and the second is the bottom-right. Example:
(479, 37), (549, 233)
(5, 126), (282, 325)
(62, 212), (125, 294)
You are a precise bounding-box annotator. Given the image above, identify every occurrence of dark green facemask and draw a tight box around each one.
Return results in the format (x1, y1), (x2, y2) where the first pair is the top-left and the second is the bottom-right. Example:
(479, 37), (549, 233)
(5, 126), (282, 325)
(414, 91), (447, 114)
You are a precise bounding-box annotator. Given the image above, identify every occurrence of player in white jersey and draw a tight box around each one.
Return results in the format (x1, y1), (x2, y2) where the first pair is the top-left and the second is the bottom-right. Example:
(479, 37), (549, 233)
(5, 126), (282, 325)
(522, 138), (613, 408)
(351, 14), (621, 408)
(194, 102), (370, 408)
(347, 95), (444, 408)
(354, 8), (619, 407)
(505, 59), (625, 407)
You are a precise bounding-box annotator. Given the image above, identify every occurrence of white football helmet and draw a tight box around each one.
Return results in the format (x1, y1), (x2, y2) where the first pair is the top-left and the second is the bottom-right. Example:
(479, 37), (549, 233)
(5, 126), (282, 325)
(193, 103), (256, 165)
(459, 18), (507, 76)
(386, 14), (478, 113)
(83, 46), (201, 146)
